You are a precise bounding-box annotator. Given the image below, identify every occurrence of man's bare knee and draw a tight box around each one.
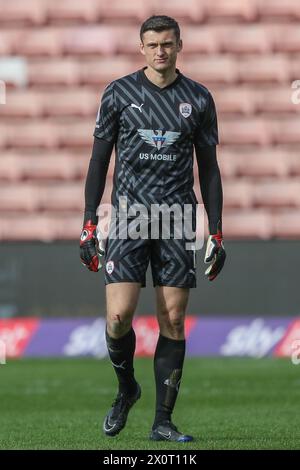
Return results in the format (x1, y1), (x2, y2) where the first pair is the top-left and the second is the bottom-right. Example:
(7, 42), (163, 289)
(107, 314), (132, 338)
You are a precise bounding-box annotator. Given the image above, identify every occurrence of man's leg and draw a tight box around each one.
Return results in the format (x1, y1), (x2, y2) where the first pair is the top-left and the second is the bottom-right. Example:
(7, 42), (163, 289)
(103, 282), (141, 436)
(150, 285), (193, 442)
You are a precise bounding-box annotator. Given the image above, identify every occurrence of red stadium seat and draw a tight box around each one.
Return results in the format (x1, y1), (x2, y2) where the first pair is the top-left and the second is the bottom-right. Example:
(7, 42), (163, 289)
(80, 58), (136, 85)
(0, 184), (38, 211)
(222, 180), (253, 208)
(0, 124), (8, 148)
(152, 0), (204, 22)
(1, 89), (42, 118)
(272, 25), (300, 53)
(0, 30), (23, 55)
(99, 0), (151, 22)
(62, 27), (118, 56)
(205, 0), (257, 22)
(238, 55), (290, 83)
(256, 87), (298, 113)
(17, 29), (63, 57)
(180, 26), (219, 53)
(0, 214), (82, 241)
(289, 152), (300, 175)
(28, 59), (79, 85)
(257, 0), (300, 20)
(3, 153), (86, 181)
(219, 25), (271, 53)
(270, 118), (300, 145)
(253, 179), (300, 208)
(231, 149), (291, 178)
(58, 120), (94, 148)
(223, 209), (273, 239)
(5, 122), (59, 148)
(45, 0), (99, 23)
(42, 88), (97, 117)
(220, 119), (270, 146)
(181, 55), (238, 84)
(214, 87), (257, 114)
(38, 183), (84, 211)
(273, 210), (300, 238)
(0, 0), (46, 25)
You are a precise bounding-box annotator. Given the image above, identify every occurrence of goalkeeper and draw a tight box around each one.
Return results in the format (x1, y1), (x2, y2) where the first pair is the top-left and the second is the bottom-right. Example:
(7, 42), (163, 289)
(80, 15), (225, 442)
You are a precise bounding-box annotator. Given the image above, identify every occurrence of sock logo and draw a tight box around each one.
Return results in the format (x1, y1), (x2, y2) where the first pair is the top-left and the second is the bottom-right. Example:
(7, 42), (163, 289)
(111, 360), (126, 370)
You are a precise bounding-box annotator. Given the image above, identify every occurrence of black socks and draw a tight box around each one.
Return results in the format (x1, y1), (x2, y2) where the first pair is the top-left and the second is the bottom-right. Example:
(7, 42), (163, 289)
(105, 327), (138, 395)
(153, 334), (186, 428)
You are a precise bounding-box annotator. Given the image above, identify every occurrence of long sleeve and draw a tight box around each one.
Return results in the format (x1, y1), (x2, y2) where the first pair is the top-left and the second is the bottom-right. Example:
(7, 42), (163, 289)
(195, 144), (223, 234)
(84, 136), (114, 224)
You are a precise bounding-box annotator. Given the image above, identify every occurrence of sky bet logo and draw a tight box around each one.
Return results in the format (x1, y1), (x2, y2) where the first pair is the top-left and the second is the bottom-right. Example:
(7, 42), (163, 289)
(138, 129), (181, 151)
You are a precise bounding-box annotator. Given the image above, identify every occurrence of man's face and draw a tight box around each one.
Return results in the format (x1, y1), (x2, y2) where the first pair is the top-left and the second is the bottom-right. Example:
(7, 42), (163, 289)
(140, 29), (182, 73)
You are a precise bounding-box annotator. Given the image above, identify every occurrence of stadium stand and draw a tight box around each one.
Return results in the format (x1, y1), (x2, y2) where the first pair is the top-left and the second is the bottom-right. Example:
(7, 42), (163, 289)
(0, 0), (300, 240)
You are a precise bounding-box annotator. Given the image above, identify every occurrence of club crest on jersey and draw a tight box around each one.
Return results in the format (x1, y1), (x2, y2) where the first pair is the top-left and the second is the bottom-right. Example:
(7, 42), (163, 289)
(138, 129), (181, 150)
(106, 260), (114, 275)
(179, 102), (192, 118)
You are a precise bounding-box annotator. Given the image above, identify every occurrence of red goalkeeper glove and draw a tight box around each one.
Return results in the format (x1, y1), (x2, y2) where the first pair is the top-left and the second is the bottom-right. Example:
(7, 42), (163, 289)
(80, 220), (105, 272)
(204, 229), (226, 281)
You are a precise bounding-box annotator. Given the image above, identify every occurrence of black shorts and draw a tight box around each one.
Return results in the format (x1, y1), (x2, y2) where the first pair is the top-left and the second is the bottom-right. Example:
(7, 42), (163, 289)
(103, 218), (197, 288)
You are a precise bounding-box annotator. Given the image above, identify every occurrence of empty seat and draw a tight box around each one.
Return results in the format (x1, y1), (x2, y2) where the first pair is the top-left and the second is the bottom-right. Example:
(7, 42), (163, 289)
(223, 209), (273, 239)
(232, 149), (291, 177)
(28, 59), (79, 85)
(270, 118), (300, 144)
(253, 179), (300, 208)
(180, 26), (219, 53)
(272, 25), (300, 53)
(0, 184), (38, 211)
(152, 0), (204, 22)
(220, 119), (270, 146)
(0, 0), (46, 24)
(205, 0), (257, 22)
(0, 151), (90, 181)
(80, 58), (135, 85)
(2, 90), (42, 117)
(42, 88), (97, 117)
(38, 183), (84, 211)
(258, 0), (300, 20)
(0, 124), (8, 148)
(181, 55), (238, 84)
(45, 0), (99, 23)
(220, 25), (271, 53)
(273, 210), (300, 238)
(222, 180), (253, 208)
(58, 120), (94, 148)
(62, 27), (118, 56)
(257, 87), (298, 113)
(238, 55), (290, 83)
(17, 28), (63, 56)
(6, 122), (59, 148)
(214, 87), (257, 114)
(99, 0), (151, 22)
(0, 30), (23, 55)
(0, 214), (82, 241)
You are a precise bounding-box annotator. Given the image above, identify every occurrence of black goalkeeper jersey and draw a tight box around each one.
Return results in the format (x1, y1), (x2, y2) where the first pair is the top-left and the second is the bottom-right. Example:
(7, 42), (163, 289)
(93, 67), (219, 217)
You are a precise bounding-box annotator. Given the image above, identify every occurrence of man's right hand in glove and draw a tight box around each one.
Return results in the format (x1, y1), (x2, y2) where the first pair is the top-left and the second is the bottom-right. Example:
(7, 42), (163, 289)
(80, 220), (105, 272)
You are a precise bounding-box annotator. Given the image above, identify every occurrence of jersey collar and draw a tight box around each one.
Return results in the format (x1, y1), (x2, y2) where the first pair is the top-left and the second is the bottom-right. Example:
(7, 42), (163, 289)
(138, 66), (182, 92)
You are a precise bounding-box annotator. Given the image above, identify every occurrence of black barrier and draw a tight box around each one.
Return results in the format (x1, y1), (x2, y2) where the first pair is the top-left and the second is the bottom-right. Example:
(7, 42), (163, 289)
(0, 240), (299, 317)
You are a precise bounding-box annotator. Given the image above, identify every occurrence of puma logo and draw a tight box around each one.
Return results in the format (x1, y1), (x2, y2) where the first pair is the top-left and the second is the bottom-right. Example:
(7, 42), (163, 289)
(131, 103), (144, 113)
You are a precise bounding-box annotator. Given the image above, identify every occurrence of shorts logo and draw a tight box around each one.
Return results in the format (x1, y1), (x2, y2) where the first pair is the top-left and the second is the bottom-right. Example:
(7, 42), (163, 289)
(106, 260), (114, 274)
(179, 102), (192, 118)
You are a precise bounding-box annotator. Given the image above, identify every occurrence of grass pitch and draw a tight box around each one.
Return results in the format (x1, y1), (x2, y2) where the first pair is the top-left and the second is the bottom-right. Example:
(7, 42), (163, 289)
(0, 357), (299, 450)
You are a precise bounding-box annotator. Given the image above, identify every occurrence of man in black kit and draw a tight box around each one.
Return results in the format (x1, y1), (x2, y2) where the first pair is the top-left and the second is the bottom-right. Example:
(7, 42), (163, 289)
(80, 15), (226, 442)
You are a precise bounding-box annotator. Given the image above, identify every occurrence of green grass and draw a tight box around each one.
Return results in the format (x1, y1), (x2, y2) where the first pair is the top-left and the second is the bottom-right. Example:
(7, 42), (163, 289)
(0, 357), (300, 450)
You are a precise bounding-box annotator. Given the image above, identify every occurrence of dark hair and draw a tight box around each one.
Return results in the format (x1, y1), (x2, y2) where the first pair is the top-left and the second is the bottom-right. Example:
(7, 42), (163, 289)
(140, 15), (180, 43)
